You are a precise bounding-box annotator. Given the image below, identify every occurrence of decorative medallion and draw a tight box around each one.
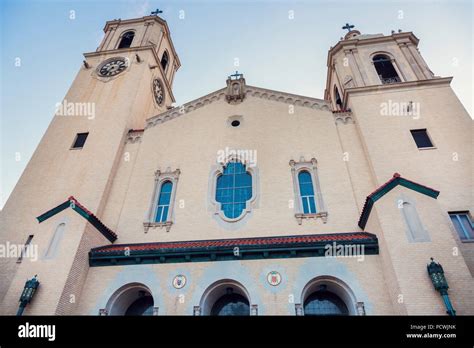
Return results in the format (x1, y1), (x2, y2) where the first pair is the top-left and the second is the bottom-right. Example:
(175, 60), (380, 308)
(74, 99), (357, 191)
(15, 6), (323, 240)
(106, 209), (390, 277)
(153, 78), (165, 105)
(267, 271), (282, 286)
(172, 274), (186, 289)
(97, 57), (128, 77)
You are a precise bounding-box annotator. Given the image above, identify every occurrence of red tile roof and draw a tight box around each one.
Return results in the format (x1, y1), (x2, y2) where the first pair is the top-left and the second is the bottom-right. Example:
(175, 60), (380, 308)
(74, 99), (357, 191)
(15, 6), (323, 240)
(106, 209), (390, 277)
(92, 232), (376, 254)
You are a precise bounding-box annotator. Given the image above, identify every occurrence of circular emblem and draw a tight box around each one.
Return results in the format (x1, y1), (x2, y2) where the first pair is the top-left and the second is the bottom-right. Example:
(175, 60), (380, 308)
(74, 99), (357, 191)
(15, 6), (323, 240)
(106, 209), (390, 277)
(98, 57), (128, 77)
(172, 275), (186, 289)
(153, 78), (165, 105)
(267, 271), (282, 286)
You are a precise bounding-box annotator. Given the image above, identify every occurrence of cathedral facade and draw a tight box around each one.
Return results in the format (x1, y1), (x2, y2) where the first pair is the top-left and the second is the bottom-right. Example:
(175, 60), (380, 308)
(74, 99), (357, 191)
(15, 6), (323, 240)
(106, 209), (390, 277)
(0, 14), (473, 316)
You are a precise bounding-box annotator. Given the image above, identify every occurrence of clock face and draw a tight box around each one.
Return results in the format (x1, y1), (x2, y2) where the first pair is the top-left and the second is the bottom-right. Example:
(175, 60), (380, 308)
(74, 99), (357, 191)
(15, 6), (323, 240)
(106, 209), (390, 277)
(153, 79), (165, 105)
(98, 58), (127, 77)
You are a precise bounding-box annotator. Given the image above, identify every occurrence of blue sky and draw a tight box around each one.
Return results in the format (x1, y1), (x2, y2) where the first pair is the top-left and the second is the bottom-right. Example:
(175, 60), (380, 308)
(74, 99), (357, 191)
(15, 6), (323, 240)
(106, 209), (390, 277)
(0, 0), (472, 208)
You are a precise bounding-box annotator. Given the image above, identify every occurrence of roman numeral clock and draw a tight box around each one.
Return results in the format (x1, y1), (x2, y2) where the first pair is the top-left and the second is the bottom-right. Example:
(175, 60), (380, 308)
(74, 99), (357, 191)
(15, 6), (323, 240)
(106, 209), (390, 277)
(97, 57), (129, 77)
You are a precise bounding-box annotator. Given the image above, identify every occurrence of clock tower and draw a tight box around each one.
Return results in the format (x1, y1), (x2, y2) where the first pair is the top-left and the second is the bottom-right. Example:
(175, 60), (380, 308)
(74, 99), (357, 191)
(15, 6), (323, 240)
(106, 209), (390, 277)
(0, 14), (181, 314)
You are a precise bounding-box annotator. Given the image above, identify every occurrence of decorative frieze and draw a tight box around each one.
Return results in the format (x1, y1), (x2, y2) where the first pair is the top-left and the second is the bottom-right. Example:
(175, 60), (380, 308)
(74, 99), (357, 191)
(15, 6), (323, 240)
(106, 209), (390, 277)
(333, 110), (354, 125)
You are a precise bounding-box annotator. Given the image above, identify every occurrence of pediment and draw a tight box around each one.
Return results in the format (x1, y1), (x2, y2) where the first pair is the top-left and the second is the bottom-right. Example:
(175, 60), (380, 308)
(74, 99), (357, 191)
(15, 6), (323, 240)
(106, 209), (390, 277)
(145, 85), (331, 129)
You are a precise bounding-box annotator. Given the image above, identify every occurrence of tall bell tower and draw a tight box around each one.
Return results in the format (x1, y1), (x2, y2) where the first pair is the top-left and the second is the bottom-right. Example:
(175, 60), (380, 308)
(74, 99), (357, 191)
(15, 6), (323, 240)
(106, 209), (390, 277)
(0, 14), (180, 314)
(325, 27), (473, 314)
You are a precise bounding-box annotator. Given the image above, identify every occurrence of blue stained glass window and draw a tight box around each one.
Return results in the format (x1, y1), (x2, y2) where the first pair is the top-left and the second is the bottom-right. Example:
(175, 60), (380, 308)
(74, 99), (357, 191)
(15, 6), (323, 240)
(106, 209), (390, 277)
(298, 171), (317, 214)
(216, 162), (252, 219)
(155, 181), (172, 222)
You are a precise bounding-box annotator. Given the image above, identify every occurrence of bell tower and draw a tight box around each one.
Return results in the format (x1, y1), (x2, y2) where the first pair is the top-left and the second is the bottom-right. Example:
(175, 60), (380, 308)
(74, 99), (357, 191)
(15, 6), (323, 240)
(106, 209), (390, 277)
(325, 27), (474, 314)
(0, 13), (181, 314)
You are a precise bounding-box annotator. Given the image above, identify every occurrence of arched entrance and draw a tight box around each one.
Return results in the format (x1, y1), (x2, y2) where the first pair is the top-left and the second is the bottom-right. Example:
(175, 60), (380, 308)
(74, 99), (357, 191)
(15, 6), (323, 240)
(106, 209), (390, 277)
(199, 279), (251, 316)
(300, 276), (357, 316)
(105, 283), (155, 316)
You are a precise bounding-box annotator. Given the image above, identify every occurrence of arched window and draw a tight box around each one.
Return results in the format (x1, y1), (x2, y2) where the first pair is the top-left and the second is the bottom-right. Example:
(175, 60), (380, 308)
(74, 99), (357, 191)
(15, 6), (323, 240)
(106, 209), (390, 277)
(155, 181), (173, 223)
(298, 171), (316, 214)
(211, 291), (250, 316)
(118, 31), (135, 49)
(373, 54), (401, 84)
(304, 287), (349, 316)
(44, 223), (66, 259)
(161, 51), (169, 72)
(401, 199), (430, 242)
(334, 86), (343, 109)
(215, 161), (252, 219)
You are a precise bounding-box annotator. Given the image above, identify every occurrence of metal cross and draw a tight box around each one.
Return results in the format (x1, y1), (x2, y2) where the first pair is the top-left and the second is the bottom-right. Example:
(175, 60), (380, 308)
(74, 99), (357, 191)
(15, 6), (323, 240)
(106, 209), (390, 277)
(342, 23), (355, 32)
(151, 9), (163, 16)
(230, 71), (243, 79)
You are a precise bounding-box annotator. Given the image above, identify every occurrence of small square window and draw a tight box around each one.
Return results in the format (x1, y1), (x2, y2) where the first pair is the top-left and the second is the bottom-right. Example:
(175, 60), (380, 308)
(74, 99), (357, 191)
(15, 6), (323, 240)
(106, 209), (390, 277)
(410, 129), (434, 149)
(449, 212), (474, 241)
(71, 132), (89, 149)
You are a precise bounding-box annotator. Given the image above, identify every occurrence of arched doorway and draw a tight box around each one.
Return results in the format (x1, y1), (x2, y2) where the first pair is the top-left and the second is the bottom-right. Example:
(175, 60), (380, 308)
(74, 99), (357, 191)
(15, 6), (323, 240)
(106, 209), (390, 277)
(300, 276), (357, 316)
(105, 283), (155, 316)
(199, 279), (251, 316)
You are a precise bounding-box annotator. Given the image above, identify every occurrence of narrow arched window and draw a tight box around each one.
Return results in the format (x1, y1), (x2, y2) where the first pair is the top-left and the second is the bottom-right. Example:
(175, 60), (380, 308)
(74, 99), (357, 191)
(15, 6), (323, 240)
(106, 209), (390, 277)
(155, 181), (173, 222)
(118, 31), (134, 49)
(161, 51), (169, 72)
(373, 54), (400, 84)
(334, 86), (343, 109)
(44, 223), (66, 259)
(298, 171), (316, 214)
(215, 161), (252, 219)
(401, 200), (430, 242)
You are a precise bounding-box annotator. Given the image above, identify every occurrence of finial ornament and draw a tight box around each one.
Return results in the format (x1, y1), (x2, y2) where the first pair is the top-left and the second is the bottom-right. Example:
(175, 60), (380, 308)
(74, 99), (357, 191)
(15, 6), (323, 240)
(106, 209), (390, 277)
(342, 23), (355, 32)
(229, 71), (243, 80)
(151, 9), (163, 16)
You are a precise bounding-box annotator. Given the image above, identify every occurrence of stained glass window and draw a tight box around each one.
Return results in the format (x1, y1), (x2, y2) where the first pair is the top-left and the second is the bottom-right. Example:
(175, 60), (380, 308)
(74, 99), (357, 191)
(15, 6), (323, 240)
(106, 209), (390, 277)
(216, 162), (252, 219)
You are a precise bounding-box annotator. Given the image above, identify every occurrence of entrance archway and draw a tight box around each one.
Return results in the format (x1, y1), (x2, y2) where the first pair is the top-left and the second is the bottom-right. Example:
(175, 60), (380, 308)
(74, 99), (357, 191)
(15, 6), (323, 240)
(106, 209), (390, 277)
(199, 279), (251, 316)
(105, 282), (155, 316)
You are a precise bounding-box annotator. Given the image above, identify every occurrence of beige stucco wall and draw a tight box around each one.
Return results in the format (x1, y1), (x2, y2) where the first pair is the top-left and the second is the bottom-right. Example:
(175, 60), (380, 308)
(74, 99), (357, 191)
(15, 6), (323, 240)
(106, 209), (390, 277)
(1, 24), (472, 316)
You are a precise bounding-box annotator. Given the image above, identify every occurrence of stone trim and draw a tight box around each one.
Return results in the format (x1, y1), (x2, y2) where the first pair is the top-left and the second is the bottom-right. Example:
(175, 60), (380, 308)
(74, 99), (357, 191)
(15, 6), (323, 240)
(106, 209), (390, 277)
(295, 303), (304, 316)
(289, 158), (327, 225)
(126, 130), (143, 143)
(144, 168), (180, 232)
(250, 304), (258, 316)
(145, 86), (331, 129)
(356, 302), (366, 315)
(333, 111), (354, 125)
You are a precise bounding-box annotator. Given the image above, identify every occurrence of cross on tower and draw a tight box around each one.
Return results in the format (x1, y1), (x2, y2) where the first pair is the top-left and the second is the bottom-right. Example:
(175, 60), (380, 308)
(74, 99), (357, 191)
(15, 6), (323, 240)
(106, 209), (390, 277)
(151, 9), (163, 16)
(342, 23), (355, 32)
(230, 71), (243, 79)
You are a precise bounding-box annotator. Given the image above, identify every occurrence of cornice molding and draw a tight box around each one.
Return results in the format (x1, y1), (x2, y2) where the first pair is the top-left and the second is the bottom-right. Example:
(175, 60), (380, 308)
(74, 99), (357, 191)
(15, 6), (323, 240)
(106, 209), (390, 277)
(333, 111), (354, 125)
(145, 86), (331, 129)
(342, 77), (452, 108)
